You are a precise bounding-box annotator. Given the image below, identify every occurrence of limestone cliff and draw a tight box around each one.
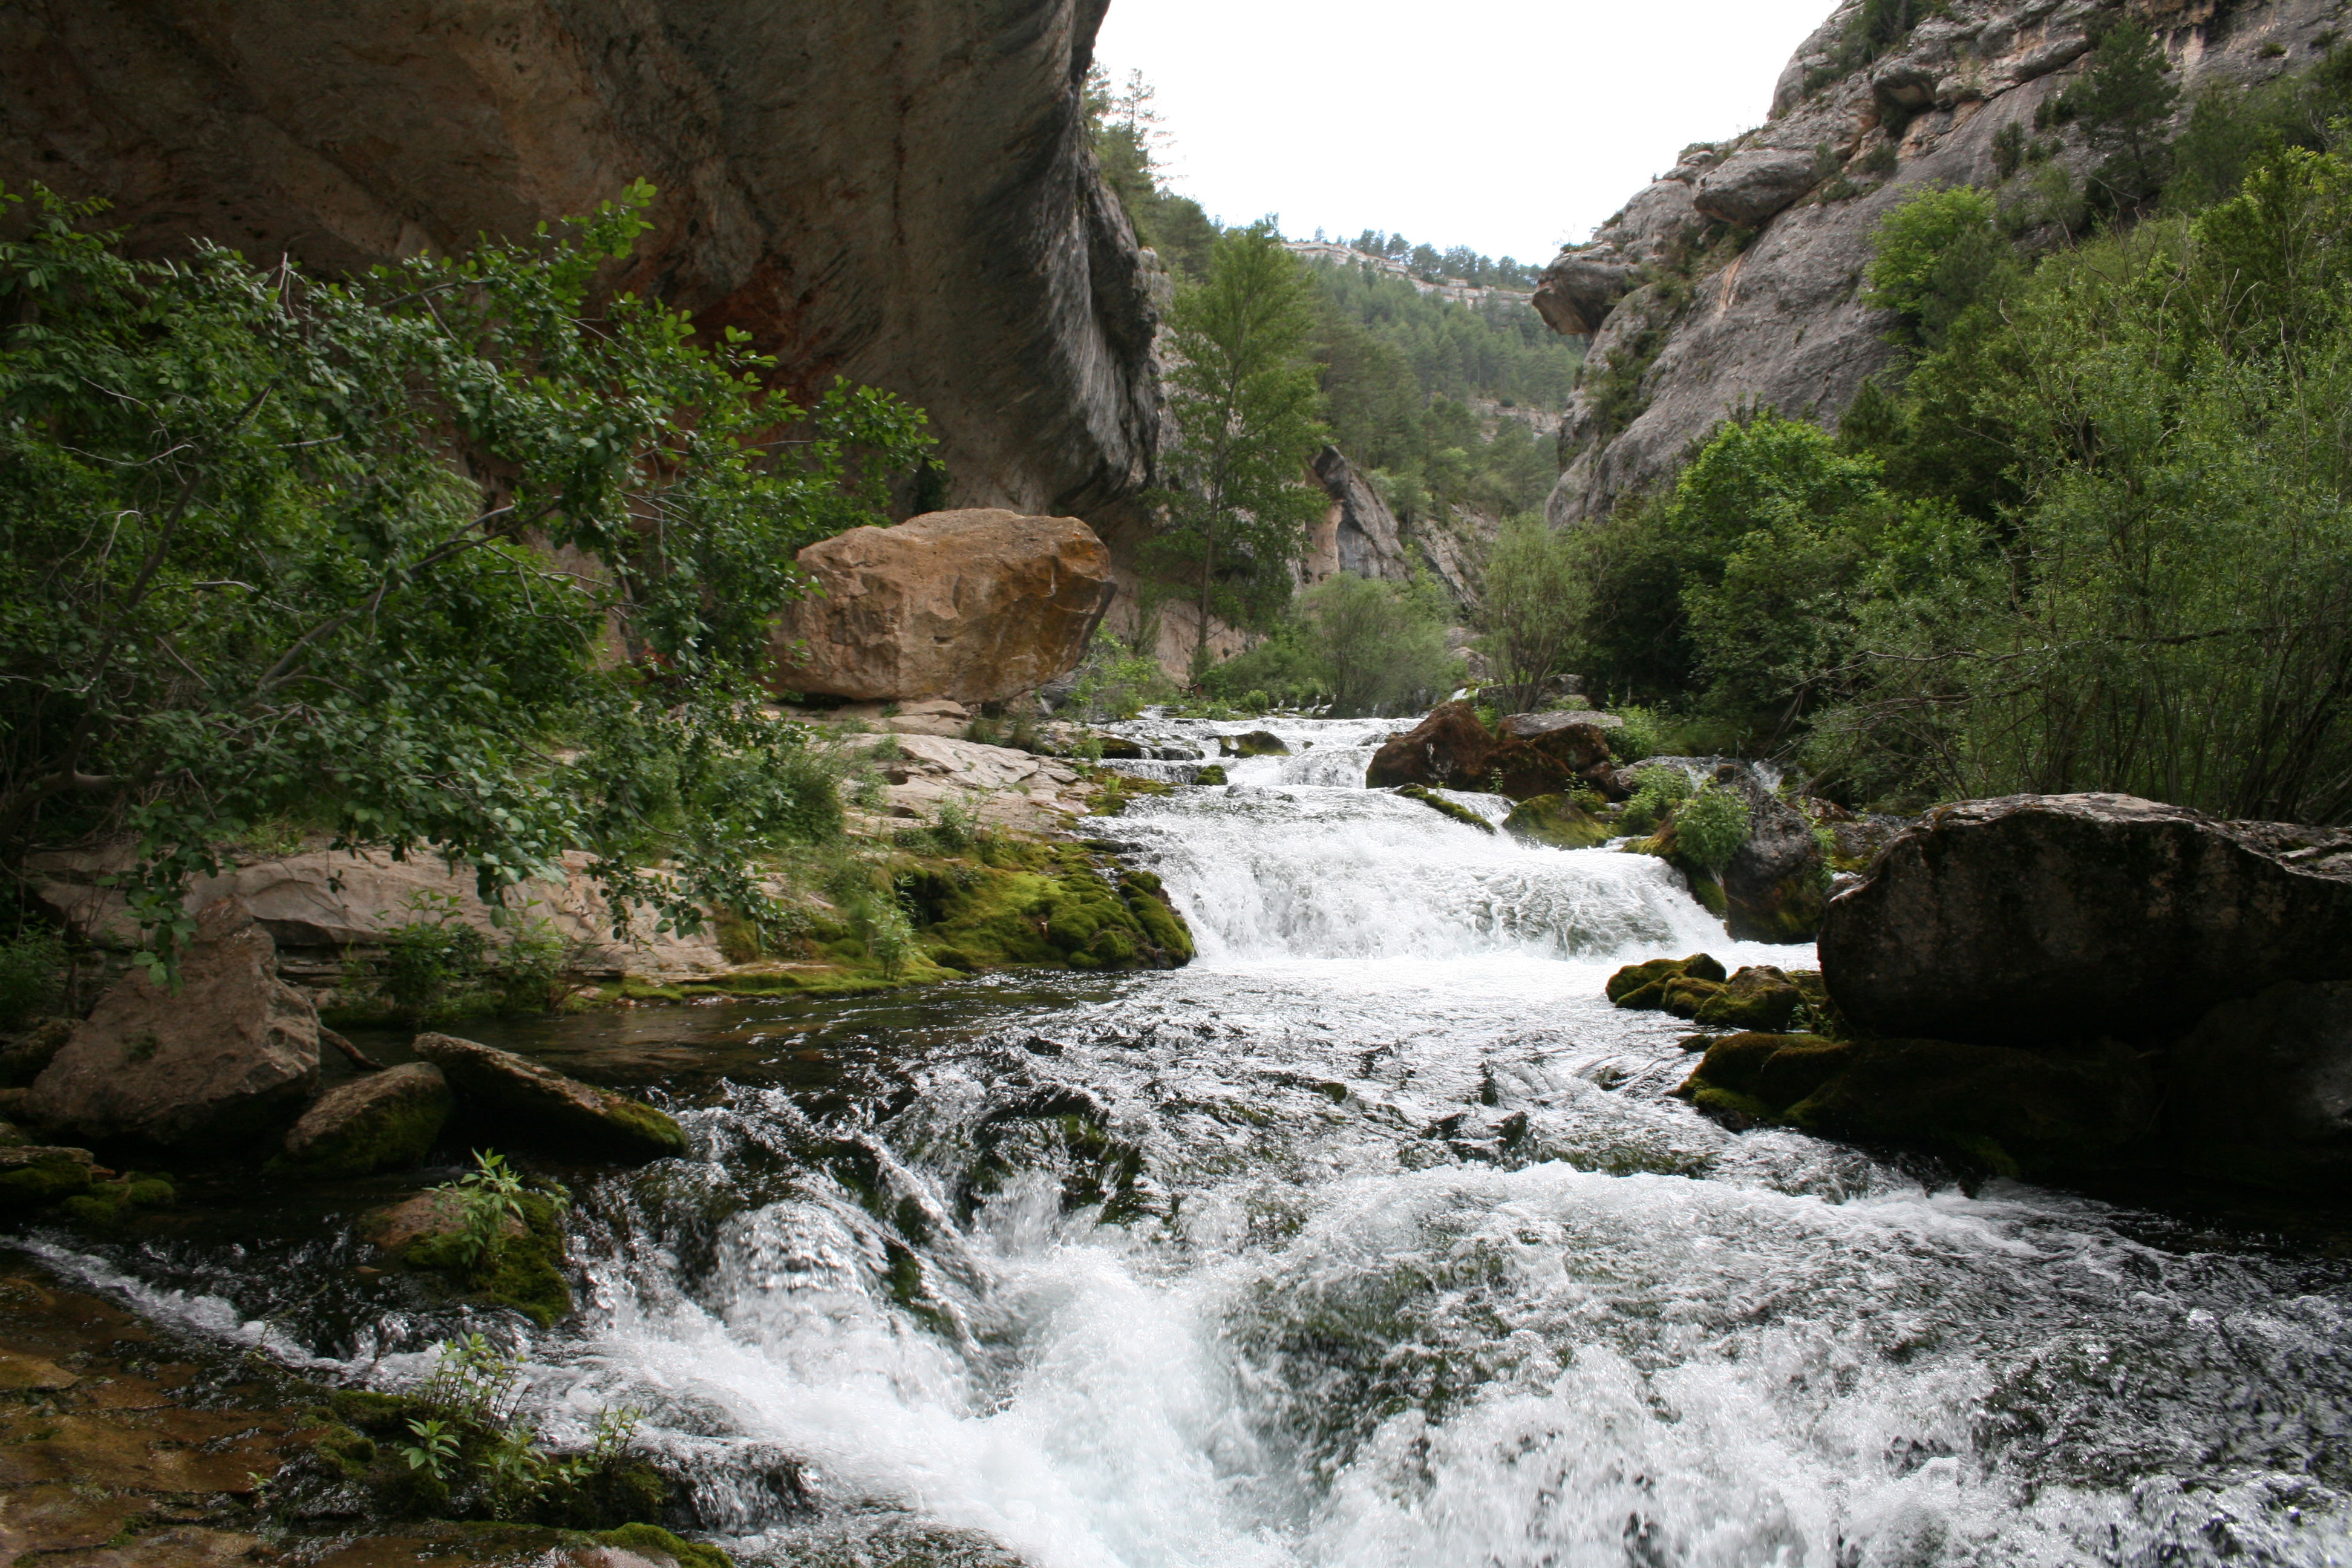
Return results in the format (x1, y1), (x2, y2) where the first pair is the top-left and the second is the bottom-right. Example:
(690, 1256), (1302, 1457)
(0, 0), (1158, 519)
(1537, 0), (2343, 524)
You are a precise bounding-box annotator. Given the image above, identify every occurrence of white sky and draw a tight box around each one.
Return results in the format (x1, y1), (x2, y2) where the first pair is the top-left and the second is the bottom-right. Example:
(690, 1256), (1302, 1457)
(1093, 0), (1837, 264)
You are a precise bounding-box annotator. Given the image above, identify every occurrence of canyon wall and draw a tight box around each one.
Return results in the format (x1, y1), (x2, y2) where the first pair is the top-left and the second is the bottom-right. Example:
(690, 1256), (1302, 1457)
(1536, 0), (2344, 524)
(0, 0), (1160, 520)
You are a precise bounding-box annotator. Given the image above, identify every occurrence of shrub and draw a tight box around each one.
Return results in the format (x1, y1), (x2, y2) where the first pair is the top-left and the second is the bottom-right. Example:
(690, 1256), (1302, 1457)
(1617, 763), (1694, 835)
(0, 929), (65, 1030)
(1674, 786), (1753, 872)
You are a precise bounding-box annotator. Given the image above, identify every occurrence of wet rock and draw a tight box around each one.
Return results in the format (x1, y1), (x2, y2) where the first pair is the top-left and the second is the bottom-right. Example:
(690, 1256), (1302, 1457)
(1820, 794), (2352, 1047)
(769, 509), (1115, 705)
(1222, 730), (1291, 759)
(2167, 980), (2352, 1192)
(1606, 953), (1727, 1011)
(1501, 794), (1612, 849)
(275, 1062), (452, 1179)
(1394, 785), (1495, 834)
(360, 1183), (572, 1328)
(0, 1019), (72, 1089)
(1722, 788), (1828, 944)
(1691, 965), (1806, 1032)
(27, 904), (318, 1151)
(409, 1034), (686, 1162)
(1677, 1030), (2158, 1175)
(1501, 713), (1622, 790)
(1192, 765), (1229, 787)
(1364, 702), (1573, 800)
(0, 1148), (97, 1214)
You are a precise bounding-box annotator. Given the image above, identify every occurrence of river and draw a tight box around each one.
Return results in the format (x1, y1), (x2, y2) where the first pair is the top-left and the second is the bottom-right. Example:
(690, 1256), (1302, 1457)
(30, 713), (2352, 1566)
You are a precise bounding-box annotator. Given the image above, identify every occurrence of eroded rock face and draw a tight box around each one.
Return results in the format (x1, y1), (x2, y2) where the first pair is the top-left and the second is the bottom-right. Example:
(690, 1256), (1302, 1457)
(27, 904), (318, 1149)
(0, 0), (1158, 520)
(1819, 793), (2352, 1046)
(1537, 0), (2344, 525)
(770, 509), (1114, 705)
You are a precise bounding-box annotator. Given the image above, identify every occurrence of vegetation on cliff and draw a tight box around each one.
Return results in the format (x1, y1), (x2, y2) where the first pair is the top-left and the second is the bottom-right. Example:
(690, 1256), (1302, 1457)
(0, 183), (929, 964)
(1547, 45), (2352, 823)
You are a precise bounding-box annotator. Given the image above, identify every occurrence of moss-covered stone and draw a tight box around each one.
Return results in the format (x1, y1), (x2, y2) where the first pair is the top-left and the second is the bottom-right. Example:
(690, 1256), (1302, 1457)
(1691, 965), (1805, 1031)
(1395, 785), (1495, 833)
(377, 1186), (573, 1327)
(1605, 953), (1726, 1007)
(599, 1523), (733, 1568)
(1224, 730), (1291, 757)
(1691, 1085), (1779, 1130)
(0, 1149), (96, 1214)
(1193, 764), (1229, 786)
(1502, 794), (1613, 849)
(273, 1061), (452, 1178)
(913, 841), (1192, 972)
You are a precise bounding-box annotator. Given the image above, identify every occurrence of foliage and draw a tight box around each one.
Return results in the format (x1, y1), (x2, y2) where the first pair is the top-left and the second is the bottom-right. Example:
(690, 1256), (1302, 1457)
(1863, 185), (2015, 347)
(1295, 573), (1460, 717)
(1609, 705), (1664, 764)
(1672, 785), (1753, 873)
(437, 1150), (532, 1272)
(1148, 224), (1331, 675)
(1085, 67), (1220, 281)
(388, 1334), (650, 1524)
(1618, 764), (1694, 836)
(2164, 44), (2352, 211)
(1063, 629), (1179, 722)
(368, 892), (580, 1021)
(2059, 13), (2180, 209)
(1335, 229), (1541, 290)
(0, 927), (65, 1029)
(0, 181), (913, 973)
(1476, 515), (1587, 712)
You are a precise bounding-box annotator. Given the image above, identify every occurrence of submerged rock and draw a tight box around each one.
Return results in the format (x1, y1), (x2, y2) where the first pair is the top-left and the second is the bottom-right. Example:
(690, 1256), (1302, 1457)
(27, 903), (318, 1151)
(769, 509), (1114, 705)
(1820, 793), (2352, 1047)
(1394, 785), (1495, 834)
(410, 1034), (686, 1162)
(2167, 979), (2352, 1192)
(276, 1062), (452, 1178)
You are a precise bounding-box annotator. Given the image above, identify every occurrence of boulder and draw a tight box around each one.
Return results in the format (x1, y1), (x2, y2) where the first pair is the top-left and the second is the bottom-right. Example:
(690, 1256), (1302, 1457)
(1691, 149), (1820, 226)
(1820, 794), (2352, 1047)
(1606, 953), (1728, 1010)
(276, 1063), (452, 1178)
(27, 904), (318, 1151)
(1721, 787), (1828, 944)
(1364, 702), (1573, 800)
(410, 1034), (686, 1161)
(2166, 980), (2352, 1191)
(1501, 794), (1612, 849)
(1532, 250), (1641, 338)
(1692, 965), (1806, 1031)
(1222, 730), (1291, 758)
(1500, 713), (1623, 792)
(769, 509), (1115, 705)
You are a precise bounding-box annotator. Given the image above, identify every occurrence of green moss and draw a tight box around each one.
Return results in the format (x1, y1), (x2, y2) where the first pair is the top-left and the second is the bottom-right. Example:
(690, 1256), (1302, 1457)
(401, 1189), (573, 1327)
(1726, 866), (1829, 944)
(1688, 873), (1730, 919)
(1691, 1086), (1780, 1129)
(1752, 1037), (1857, 1107)
(598, 1096), (687, 1158)
(0, 1157), (93, 1213)
(1691, 966), (1805, 1031)
(1394, 785), (1495, 832)
(1604, 953), (1725, 1007)
(599, 1523), (733, 1568)
(1501, 794), (1613, 849)
(1193, 765), (1229, 786)
(1225, 730), (1292, 758)
(270, 1088), (451, 1180)
(1676, 1031), (1814, 1099)
(1659, 975), (1726, 1019)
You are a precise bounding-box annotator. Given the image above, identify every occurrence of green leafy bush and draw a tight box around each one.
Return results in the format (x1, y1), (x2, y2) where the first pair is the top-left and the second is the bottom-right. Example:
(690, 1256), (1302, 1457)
(1673, 786), (1753, 872)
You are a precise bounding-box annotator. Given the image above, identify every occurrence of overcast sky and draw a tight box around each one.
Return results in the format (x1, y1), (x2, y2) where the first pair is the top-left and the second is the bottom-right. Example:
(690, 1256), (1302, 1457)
(1093, 0), (1837, 264)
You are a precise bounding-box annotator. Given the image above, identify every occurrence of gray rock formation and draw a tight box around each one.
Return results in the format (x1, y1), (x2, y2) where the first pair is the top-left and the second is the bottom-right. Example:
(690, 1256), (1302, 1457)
(1819, 793), (2352, 1046)
(769, 508), (1116, 705)
(1307, 447), (1496, 614)
(1536, 0), (2345, 524)
(278, 1062), (452, 1179)
(411, 1033), (687, 1161)
(27, 903), (319, 1149)
(0, 0), (1157, 520)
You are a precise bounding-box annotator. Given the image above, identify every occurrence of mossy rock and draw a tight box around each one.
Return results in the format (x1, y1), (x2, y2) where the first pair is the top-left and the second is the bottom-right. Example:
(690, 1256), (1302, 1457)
(0, 1149), (97, 1214)
(1691, 966), (1805, 1031)
(599, 1523), (733, 1568)
(1604, 953), (1726, 1008)
(0, 1019), (73, 1088)
(273, 1062), (452, 1179)
(376, 1187), (574, 1327)
(1394, 785), (1494, 833)
(1224, 730), (1291, 757)
(1193, 764), (1229, 786)
(1501, 794), (1612, 849)
(915, 845), (1192, 972)
(1676, 1031), (1823, 1098)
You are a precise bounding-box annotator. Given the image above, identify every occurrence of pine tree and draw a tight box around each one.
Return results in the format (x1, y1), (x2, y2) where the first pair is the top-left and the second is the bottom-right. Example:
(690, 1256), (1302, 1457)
(1148, 224), (1330, 678)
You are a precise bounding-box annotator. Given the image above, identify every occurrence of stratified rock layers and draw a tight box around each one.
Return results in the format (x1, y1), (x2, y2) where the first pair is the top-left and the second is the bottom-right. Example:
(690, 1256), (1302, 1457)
(1536, 0), (2345, 524)
(771, 508), (1115, 704)
(0, 0), (1158, 520)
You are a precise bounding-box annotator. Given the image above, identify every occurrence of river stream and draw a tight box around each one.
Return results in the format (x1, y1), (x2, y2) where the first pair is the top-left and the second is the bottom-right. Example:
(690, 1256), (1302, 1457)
(27, 714), (2352, 1566)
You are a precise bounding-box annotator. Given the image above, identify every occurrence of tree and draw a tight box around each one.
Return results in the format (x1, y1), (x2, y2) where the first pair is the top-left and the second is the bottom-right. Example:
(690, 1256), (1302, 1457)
(2065, 15), (2180, 207)
(0, 183), (930, 970)
(1148, 224), (1330, 678)
(1476, 515), (1587, 711)
(1299, 573), (1459, 717)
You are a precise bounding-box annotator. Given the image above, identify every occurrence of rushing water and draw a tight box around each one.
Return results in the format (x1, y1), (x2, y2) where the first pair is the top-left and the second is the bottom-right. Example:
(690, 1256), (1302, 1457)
(32, 713), (2352, 1566)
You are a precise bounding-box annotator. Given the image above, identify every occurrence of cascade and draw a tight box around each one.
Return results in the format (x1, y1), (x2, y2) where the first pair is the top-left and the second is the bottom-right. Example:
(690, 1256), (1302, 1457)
(32, 713), (2352, 1566)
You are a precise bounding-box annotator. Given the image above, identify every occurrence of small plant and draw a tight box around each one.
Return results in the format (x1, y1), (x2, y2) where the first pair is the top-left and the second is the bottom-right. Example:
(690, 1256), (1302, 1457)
(397, 1417), (460, 1482)
(1674, 785), (1753, 874)
(932, 802), (976, 853)
(381, 891), (489, 1019)
(0, 929), (67, 1031)
(1609, 705), (1663, 763)
(417, 1332), (526, 1427)
(437, 1152), (530, 1272)
(491, 918), (574, 1013)
(1618, 763), (1694, 835)
(854, 893), (915, 979)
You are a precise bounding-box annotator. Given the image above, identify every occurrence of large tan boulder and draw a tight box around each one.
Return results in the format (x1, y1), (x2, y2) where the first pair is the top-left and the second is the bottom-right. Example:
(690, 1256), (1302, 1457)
(27, 904), (319, 1151)
(770, 509), (1113, 705)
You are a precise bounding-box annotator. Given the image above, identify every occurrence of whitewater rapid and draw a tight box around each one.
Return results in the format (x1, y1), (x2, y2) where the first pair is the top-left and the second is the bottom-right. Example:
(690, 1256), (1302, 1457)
(39, 711), (2352, 1566)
